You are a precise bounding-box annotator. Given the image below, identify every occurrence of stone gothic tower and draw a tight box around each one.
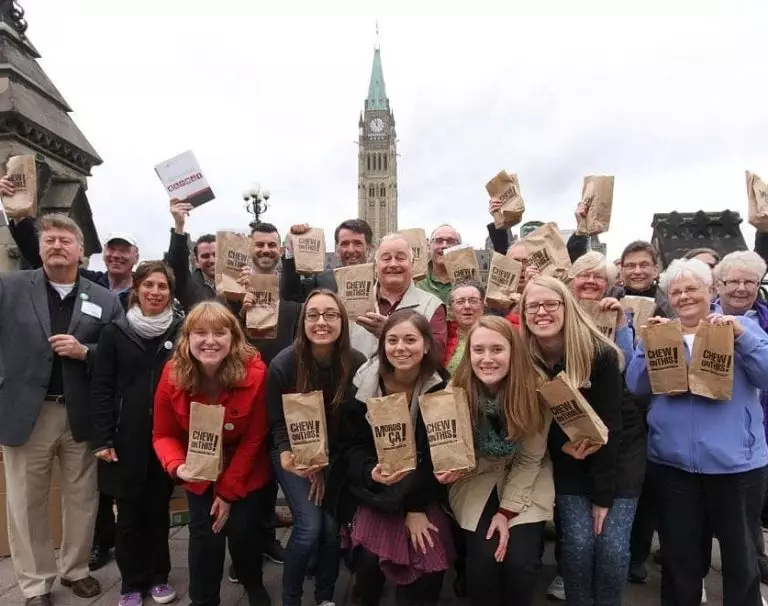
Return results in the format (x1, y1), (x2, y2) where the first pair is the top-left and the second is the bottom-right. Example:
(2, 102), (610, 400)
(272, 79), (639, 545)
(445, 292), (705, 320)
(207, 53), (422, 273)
(357, 45), (398, 243)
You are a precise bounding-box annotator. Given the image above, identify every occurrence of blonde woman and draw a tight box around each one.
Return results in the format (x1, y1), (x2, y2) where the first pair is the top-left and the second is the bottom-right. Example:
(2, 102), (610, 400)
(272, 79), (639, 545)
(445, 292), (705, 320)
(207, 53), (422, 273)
(445, 316), (553, 606)
(520, 275), (637, 606)
(153, 302), (272, 606)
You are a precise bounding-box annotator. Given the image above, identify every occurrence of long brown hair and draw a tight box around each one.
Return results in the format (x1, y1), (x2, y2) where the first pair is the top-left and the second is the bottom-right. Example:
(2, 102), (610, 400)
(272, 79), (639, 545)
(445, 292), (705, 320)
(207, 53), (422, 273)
(294, 289), (355, 407)
(170, 301), (257, 394)
(453, 316), (543, 439)
(377, 309), (441, 381)
(129, 260), (176, 309)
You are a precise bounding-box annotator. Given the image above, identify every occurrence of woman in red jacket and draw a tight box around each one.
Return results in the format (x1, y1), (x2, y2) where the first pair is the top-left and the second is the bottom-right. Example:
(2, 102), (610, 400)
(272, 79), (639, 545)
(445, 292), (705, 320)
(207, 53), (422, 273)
(153, 301), (272, 606)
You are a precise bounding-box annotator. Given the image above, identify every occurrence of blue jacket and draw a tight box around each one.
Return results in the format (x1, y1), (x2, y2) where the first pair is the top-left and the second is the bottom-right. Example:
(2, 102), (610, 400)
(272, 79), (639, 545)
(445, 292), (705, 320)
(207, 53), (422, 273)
(625, 315), (768, 474)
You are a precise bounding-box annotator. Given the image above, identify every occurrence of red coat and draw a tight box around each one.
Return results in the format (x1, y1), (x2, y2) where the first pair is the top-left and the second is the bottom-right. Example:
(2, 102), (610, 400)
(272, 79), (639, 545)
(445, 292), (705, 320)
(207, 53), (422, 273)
(152, 355), (272, 502)
(505, 310), (521, 330)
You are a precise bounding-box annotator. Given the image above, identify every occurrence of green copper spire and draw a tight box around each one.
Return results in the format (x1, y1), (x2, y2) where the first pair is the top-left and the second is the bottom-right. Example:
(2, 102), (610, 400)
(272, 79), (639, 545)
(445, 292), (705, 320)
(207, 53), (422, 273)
(366, 47), (389, 111)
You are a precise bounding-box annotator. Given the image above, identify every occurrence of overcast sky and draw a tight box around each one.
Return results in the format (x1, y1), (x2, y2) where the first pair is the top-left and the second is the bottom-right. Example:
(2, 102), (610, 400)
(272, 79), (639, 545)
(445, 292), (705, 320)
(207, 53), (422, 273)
(20, 0), (768, 268)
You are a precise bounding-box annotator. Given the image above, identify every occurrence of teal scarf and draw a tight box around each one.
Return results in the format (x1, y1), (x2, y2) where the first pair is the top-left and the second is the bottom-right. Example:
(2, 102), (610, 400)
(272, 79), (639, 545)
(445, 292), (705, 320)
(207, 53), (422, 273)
(474, 389), (520, 459)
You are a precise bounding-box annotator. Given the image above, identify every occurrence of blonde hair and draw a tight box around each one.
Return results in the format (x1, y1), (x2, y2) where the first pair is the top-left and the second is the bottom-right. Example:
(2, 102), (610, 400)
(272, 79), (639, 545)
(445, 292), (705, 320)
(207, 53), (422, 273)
(520, 275), (624, 386)
(170, 301), (257, 393)
(453, 316), (544, 438)
(569, 251), (618, 286)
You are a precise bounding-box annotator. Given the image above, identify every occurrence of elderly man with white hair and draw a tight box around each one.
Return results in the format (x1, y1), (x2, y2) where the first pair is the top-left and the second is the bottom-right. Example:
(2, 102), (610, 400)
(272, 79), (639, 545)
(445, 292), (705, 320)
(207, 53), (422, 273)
(626, 257), (768, 606)
(416, 224), (462, 305)
(353, 233), (447, 360)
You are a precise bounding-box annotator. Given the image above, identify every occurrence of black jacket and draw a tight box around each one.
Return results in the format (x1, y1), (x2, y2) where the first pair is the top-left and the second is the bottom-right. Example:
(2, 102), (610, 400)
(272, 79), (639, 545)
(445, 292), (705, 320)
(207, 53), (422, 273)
(167, 229), (216, 312)
(279, 256), (337, 303)
(331, 359), (450, 523)
(545, 346), (634, 508)
(89, 314), (181, 498)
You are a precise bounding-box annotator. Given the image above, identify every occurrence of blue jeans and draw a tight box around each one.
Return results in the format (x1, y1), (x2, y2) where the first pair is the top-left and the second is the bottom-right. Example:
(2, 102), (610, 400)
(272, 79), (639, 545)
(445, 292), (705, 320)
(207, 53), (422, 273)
(556, 495), (637, 606)
(272, 449), (341, 606)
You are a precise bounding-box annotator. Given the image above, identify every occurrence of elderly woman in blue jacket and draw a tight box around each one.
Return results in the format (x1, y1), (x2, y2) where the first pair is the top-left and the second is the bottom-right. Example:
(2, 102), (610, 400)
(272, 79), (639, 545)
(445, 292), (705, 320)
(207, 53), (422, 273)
(626, 257), (768, 606)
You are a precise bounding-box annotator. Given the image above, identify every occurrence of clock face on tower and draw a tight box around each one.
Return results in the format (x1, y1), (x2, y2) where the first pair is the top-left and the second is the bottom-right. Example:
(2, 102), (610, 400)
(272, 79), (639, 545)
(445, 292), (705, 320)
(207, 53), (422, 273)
(369, 117), (385, 134)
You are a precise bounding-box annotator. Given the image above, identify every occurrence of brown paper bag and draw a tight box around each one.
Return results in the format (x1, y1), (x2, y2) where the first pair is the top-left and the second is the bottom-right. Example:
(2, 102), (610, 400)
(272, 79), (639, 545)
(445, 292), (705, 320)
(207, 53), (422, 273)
(399, 228), (429, 281)
(538, 372), (608, 445)
(643, 320), (689, 395)
(522, 222), (571, 280)
(485, 252), (522, 310)
(622, 295), (657, 340)
(292, 228), (327, 274)
(246, 274), (280, 339)
(579, 300), (619, 341)
(443, 244), (479, 284)
(185, 402), (226, 482)
(688, 321), (734, 400)
(746, 171), (768, 231)
(2, 155), (37, 219)
(366, 393), (417, 475)
(334, 263), (375, 321)
(419, 386), (476, 473)
(215, 230), (251, 301)
(576, 175), (614, 236)
(282, 390), (329, 468)
(485, 170), (525, 229)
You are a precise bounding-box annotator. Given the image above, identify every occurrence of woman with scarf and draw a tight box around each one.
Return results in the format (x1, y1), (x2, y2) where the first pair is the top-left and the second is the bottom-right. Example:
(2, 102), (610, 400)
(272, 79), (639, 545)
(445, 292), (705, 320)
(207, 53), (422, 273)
(445, 316), (553, 606)
(90, 261), (183, 606)
(443, 281), (486, 375)
(713, 250), (768, 583)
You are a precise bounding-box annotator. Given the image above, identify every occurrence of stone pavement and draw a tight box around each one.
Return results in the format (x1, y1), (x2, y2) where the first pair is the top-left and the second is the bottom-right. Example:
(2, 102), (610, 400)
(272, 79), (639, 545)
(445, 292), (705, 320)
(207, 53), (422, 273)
(0, 526), (765, 606)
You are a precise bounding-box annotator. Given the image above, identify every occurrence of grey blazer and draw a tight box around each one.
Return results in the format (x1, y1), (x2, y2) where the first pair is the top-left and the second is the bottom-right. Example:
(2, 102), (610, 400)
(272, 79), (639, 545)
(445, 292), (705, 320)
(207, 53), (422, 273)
(0, 268), (123, 446)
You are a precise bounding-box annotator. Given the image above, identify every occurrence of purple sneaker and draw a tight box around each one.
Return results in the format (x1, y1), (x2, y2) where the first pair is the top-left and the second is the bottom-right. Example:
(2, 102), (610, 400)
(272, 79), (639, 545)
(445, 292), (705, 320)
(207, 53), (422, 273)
(150, 584), (177, 604)
(119, 593), (143, 606)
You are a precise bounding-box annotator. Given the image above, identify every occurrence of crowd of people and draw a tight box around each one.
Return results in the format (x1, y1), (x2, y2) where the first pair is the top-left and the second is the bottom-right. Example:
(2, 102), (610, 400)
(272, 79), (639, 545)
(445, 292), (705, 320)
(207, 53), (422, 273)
(1, 175), (768, 606)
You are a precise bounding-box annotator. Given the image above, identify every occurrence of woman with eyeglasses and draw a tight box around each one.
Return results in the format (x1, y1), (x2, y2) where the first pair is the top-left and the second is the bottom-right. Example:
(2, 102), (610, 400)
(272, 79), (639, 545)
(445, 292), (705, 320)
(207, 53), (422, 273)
(444, 281), (486, 375)
(267, 289), (366, 606)
(520, 275), (638, 606)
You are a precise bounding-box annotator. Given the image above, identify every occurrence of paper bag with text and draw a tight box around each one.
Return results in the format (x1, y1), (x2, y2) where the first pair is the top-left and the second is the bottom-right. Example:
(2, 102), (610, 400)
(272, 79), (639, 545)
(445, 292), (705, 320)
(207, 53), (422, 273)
(579, 300), (619, 341)
(215, 230), (251, 301)
(246, 273), (280, 339)
(688, 321), (734, 400)
(366, 393), (417, 475)
(523, 222), (571, 280)
(746, 171), (768, 231)
(399, 228), (429, 281)
(418, 386), (476, 473)
(293, 228), (327, 274)
(485, 252), (521, 310)
(185, 402), (226, 482)
(2, 155), (37, 219)
(577, 175), (614, 236)
(443, 244), (480, 284)
(622, 295), (656, 341)
(538, 372), (608, 445)
(485, 170), (525, 229)
(643, 320), (689, 395)
(282, 390), (329, 468)
(334, 263), (375, 321)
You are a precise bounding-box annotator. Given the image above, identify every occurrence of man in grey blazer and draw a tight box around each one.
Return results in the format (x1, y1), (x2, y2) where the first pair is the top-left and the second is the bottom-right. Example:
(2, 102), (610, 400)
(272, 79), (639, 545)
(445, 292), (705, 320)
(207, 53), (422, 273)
(0, 214), (122, 606)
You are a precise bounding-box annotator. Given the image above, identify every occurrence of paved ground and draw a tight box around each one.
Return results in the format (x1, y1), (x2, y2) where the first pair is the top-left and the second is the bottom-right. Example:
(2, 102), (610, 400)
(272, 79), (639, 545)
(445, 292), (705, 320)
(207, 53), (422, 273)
(0, 526), (765, 605)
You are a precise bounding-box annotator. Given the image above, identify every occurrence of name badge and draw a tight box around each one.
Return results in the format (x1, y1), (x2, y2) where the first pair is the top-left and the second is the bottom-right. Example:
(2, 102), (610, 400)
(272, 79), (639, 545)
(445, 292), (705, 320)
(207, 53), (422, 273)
(81, 301), (102, 320)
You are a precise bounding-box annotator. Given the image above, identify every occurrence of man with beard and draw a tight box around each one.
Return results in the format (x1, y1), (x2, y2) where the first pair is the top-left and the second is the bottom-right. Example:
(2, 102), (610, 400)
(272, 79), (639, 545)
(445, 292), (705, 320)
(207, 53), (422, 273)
(351, 233), (447, 359)
(417, 224), (462, 305)
(168, 201), (218, 308)
(280, 219), (373, 303)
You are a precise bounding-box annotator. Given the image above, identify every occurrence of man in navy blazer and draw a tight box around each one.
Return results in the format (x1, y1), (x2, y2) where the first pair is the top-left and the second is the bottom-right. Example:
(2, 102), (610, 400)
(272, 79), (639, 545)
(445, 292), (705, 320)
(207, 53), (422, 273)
(0, 213), (122, 606)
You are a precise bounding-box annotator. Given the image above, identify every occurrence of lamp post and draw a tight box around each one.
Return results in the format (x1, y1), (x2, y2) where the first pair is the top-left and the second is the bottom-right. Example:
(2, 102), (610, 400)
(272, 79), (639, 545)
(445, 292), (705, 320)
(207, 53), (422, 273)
(243, 184), (271, 230)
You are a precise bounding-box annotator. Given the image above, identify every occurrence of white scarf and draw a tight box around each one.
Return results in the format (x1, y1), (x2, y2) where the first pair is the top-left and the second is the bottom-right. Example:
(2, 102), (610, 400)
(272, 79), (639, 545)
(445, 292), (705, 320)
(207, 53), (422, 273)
(126, 305), (174, 339)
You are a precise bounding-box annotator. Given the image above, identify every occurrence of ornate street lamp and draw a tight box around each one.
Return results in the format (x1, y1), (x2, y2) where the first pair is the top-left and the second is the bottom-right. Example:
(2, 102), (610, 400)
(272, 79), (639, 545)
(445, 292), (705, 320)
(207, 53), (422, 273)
(243, 183), (271, 230)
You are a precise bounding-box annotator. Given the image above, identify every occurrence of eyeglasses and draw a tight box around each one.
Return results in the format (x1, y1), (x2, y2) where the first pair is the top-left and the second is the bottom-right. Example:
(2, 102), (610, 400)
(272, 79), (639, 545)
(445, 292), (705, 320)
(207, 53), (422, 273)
(304, 310), (341, 323)
(524, 300), (563, 315)
(623, 262), (654, 271)
(453, 297), (483, 307)
(432, 237), (459, 246)
(721, 279), (758, 290)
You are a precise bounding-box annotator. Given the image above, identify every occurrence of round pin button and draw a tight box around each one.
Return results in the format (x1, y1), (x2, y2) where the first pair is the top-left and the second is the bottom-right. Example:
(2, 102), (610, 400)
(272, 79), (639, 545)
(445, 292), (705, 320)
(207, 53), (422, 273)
(80, 293), (89, 301)
(164, 341), (173, 350)
(224, 423), (235, 431)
